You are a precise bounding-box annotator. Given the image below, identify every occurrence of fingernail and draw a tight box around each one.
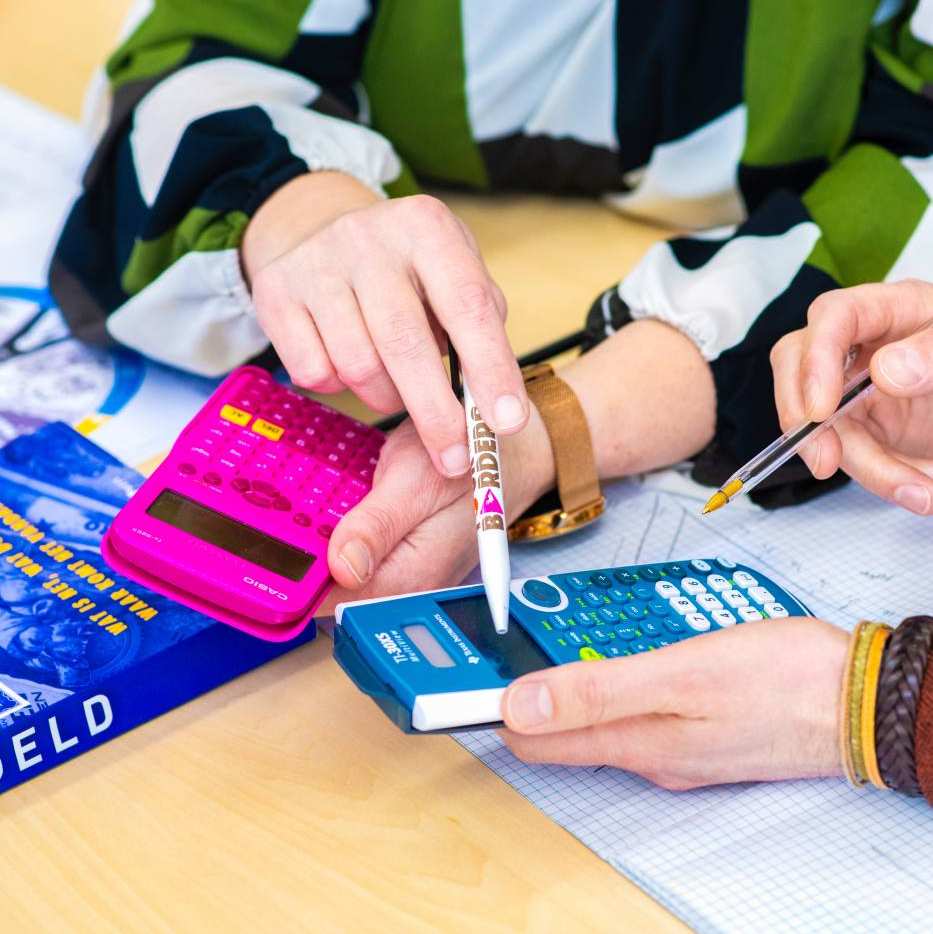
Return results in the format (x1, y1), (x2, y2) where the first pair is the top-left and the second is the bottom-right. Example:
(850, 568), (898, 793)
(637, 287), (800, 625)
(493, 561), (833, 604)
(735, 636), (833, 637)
(894, 484), (932, 515)
(439, 443), (470, 476)
(804, 375), (822, 417)
(339, 539), (372, 585)
(493, 393), (526, 432)
(506, 682), (553, 730)
(879, 346), (925, 389)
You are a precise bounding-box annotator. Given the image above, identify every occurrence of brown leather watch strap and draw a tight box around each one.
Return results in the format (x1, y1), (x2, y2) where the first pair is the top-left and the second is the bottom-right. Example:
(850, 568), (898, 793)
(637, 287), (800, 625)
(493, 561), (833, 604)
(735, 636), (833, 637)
(524, 363), (601, 512)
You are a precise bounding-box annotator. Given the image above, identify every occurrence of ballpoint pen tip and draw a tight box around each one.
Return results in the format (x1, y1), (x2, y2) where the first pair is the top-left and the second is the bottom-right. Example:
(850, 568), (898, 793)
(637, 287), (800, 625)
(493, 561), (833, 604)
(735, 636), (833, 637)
(701, 491), (728, 516)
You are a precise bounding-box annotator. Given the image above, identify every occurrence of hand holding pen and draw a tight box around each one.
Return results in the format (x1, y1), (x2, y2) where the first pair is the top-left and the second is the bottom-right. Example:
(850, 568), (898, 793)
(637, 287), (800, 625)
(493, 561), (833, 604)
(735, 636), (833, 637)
(704, 282), (933, 516)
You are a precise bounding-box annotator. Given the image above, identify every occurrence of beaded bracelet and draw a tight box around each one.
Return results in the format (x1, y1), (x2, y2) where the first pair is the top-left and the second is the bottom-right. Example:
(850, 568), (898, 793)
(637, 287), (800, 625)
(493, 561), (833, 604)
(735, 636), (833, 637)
(875, 616), (933, 796)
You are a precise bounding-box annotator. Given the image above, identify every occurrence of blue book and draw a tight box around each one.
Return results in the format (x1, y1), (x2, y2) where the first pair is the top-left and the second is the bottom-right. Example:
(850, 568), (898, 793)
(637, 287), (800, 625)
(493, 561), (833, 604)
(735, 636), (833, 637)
(0, 423), (316, 793)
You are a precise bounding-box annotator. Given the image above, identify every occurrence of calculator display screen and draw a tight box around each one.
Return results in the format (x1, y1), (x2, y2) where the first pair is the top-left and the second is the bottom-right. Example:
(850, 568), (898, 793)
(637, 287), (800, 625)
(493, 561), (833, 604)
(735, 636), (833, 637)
(147, 490), (314, 581)
(440, 595), (551, 679)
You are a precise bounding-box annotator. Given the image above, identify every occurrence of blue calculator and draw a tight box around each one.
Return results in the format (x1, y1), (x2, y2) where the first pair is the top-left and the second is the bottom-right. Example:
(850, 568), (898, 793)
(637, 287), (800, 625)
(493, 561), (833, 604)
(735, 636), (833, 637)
(334, 557), (810, 733)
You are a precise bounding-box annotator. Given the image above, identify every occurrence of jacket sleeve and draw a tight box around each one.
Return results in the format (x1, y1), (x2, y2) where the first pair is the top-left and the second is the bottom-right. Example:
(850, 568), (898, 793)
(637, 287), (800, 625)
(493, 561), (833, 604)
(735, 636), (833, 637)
(584, 6), (933, 506)
(51, 0), (416, 377)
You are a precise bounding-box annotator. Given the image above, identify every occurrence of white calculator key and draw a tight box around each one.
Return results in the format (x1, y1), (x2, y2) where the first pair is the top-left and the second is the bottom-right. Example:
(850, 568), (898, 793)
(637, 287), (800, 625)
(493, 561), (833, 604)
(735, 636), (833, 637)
(712, 609), (737, 627)
(732, 571), (758, 589)
(715, 556), (736, 569)
(655, 580), (680, 599)
(696, 593), (723, 611)
(690, 559), (712, 573)
(706, 574), (731, 593)
(670, 596), (697, 616)
(738, 606), (764, 621)
(765, 603), (790, 618)
(680, 577), (706, 595)
(722, 589), (748, 608)
(685, 613), (711, 632)
(748, 586), (776, 605)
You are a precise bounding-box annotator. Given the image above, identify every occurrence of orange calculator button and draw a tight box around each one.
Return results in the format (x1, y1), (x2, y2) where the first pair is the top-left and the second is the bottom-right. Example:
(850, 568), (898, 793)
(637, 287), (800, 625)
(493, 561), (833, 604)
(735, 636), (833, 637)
(220, 404), (252, 427)
(251, 418), (284, 441)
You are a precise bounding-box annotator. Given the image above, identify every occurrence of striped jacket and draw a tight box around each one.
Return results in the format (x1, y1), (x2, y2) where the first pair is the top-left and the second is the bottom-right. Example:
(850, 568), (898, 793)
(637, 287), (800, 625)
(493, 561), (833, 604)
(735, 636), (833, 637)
(52, 0), (933, 476)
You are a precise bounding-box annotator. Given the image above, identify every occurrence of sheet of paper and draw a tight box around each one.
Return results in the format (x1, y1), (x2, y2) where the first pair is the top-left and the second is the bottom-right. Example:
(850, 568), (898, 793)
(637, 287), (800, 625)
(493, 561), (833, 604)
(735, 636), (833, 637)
(457, 479), (933, 934)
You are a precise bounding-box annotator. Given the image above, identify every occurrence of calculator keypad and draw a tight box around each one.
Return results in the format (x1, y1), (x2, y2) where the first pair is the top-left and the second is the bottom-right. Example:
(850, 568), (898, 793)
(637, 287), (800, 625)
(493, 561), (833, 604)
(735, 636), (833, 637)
(524, 560), (801, 663)
(177, 370), (383, 538)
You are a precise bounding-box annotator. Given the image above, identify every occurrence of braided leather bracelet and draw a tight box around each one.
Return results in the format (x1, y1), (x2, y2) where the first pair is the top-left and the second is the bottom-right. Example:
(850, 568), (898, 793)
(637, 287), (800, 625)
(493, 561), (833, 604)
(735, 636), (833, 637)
(874, 616), (933, 796)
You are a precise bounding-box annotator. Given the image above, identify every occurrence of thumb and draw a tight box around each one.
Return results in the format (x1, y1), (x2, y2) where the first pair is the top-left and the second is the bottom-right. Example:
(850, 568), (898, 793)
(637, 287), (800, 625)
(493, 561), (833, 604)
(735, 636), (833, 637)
(327, 428), (469, 589)
(872, 327), (933, 398)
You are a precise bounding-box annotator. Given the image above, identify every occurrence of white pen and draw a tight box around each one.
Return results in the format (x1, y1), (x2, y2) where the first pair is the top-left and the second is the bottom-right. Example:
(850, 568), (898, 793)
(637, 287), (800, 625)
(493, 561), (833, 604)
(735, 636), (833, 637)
(463, 379), (511, 635)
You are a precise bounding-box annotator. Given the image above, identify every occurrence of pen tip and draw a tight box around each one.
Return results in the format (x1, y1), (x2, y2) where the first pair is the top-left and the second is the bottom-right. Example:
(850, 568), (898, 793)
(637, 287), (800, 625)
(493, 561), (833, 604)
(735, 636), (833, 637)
(701, 491), (728, 516)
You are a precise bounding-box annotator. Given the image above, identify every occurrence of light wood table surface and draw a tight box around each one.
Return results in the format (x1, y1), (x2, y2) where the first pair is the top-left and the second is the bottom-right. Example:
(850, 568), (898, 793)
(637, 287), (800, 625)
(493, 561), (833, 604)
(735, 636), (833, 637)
(0, 3), (684, 931)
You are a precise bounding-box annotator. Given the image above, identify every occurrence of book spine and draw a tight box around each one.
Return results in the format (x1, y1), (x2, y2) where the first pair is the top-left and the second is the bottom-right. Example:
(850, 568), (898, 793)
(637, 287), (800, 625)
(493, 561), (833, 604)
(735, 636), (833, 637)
(0, 622), (315, 794)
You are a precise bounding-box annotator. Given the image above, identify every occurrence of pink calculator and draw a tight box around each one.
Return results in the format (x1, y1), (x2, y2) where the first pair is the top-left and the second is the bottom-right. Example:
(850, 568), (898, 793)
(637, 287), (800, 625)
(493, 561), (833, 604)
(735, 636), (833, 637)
(102, 366), (384, 641)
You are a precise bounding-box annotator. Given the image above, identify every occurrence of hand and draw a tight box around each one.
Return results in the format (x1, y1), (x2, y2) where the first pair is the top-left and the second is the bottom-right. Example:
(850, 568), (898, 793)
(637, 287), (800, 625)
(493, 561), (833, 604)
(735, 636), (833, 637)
(317, 406), (554, 608)
(241, 172), (529, 479)
(771, 279), (933, 514)
(500, 619), (847, 789)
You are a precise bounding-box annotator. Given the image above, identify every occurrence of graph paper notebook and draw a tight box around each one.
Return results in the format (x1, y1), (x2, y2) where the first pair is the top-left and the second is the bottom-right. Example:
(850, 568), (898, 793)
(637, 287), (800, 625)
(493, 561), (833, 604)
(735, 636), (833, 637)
(457, 477), (933, 934)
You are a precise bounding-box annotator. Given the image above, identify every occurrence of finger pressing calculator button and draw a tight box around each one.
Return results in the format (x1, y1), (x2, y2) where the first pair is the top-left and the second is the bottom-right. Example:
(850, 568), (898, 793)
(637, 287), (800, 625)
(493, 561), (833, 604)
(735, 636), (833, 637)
(178, 462), (196, 476)
(251, 418), (284, 441)
(722, 589), (748, 608)
(747, 586), (775, 605)
(712, 609), (737, 627)
(739, 606), (764, 622)
(680, 577), (706, 595)
(293, 512), (312, 527)
(589, 573), (612, 589)
(732, 571), (758, 589)
(690, 559), (712, 573)
(670, 596), (697, 616)
(522, 579), (563, 608)
(696, 593), (723, 612)
(655, 581), (679, 599)
(685, 613), (711, 632)
(220, 404), (252, 427)
(764, 603), (790, 618)
(706, 574), (731, 593)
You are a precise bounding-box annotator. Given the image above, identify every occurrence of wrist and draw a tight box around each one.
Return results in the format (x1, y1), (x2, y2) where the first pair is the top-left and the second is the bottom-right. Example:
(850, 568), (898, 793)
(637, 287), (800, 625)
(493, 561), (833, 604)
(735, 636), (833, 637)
(500, 401), (554, 521)
(240, 170), (380, 283)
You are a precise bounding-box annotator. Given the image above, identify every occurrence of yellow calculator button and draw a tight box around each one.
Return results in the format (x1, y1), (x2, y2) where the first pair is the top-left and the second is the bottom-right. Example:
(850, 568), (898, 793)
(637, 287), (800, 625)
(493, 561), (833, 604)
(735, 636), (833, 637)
(251, 418), (284, 441)
(579, 647), (605, 661)
(220, 404), (251, 426)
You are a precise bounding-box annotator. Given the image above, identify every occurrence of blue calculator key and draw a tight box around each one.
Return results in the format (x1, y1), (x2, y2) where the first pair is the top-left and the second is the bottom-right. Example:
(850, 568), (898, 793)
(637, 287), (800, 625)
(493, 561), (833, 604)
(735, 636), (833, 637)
(566, 631), (585, 646)
(648, 599), (670, 616)
(657, 637), (679, 648)
(616, 624), (636, 640)
(582, 589), (605, 607)
(551, 615), (570, 630)
(597, 606), (619, 623)
(574, 611), (596, 628)
(663, 617), (686, 634)
(522, 579), (562, 607)
(631, 582), (654, 599)
(591, 628), (612, 644)
(565, 574), (589, 591)
(639, 567), (661, 580)
(608, 587), (628, 603)
(667, 563), (687, 577)
(604, 645), (625, 657)
(641, 617), (664, 636)
(589, 573), (613, 589)
(631, 639), (651, 653)
(622, 601), (647, 619)
(614, 570), (639, 585)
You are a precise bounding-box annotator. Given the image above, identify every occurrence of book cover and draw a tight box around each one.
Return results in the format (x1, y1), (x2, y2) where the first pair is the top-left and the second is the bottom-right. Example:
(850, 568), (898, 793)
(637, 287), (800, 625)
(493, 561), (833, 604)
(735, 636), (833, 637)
(0, 423), (316, 794)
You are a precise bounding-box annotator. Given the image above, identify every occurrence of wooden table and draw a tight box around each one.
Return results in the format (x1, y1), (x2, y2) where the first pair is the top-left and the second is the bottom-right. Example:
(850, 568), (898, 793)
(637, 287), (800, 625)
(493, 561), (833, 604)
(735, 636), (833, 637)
(0, 4), (684, 930)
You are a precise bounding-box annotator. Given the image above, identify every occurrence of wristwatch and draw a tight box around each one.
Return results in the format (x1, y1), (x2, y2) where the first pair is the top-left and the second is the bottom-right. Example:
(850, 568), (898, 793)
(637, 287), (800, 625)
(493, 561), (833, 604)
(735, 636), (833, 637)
(508, 362), (605, 542)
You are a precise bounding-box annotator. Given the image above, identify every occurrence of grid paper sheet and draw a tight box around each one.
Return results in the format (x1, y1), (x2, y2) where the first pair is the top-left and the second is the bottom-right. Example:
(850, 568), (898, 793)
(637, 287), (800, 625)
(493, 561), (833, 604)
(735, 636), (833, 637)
(457, 478), (933, 933)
